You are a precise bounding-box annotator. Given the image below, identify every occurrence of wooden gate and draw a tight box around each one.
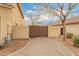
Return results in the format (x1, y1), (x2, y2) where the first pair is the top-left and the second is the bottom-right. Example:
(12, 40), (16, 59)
(29, 26), (48, 37)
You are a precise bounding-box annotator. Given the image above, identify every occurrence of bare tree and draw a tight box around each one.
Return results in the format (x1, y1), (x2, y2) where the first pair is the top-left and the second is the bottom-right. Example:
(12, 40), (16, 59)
(38, 3), (78, 40)
(27, 10), (40, 26)
(31, 15), (40, 26)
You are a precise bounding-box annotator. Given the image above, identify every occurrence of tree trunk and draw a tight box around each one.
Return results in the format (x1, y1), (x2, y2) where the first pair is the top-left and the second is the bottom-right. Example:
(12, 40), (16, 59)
(62, 20), (66, 41)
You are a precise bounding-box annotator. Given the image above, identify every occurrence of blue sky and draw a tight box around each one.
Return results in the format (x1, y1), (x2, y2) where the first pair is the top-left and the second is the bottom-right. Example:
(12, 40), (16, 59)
(21, 3), (79, 15)
(21, 3), (79, 25)
(21, 3), (40, 15)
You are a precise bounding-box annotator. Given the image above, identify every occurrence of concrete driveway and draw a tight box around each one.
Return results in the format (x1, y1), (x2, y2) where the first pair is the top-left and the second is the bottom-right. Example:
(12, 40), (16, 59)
(9, 37), (75, 56)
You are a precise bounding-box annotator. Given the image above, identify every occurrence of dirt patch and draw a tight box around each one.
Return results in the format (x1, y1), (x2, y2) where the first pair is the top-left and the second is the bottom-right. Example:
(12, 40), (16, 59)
(0, 39), (29, 56)
(57, 37), (79, 56)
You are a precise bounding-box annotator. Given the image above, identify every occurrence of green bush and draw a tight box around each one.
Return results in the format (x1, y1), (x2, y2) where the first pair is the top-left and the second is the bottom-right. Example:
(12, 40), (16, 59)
(66, 33), (74, 39)
(73, 36), (79, 47)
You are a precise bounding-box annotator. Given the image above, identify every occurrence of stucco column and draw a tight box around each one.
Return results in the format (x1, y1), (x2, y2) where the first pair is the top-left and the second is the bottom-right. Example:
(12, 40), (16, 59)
(0, 16), (5, 46)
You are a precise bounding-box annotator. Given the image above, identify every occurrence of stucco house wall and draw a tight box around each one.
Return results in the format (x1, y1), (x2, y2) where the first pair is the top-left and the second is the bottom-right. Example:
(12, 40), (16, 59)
(11, 25), (29, 39)
(66, 24), (79, 35)
(48, 25), (60, 38)
(48, 16), (79, 38)
(48, 23), (79, 38)
(0, 4), (27, 45)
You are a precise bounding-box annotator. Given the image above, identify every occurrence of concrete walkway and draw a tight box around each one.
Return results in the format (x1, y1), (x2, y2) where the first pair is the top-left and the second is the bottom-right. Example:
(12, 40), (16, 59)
(9, 37), (75, 56)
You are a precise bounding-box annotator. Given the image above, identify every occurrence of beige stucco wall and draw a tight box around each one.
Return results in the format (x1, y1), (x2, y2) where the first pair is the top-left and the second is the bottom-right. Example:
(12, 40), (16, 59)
(12, 25), (29, 39)
(48, 25), (60, 38)
(0, 4), (25, 44)
(66, 24), (79, 35)
(48, 23), (79, 38)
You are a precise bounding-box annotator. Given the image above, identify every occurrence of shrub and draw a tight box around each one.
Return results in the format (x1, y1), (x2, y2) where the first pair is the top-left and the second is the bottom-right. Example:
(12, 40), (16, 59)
(73, 36), (79, 47)
(66, 33), (74, 39)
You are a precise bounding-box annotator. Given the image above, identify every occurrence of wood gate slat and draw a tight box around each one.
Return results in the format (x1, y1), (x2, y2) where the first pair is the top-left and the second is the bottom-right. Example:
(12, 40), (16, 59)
(29, 26), (48, 37)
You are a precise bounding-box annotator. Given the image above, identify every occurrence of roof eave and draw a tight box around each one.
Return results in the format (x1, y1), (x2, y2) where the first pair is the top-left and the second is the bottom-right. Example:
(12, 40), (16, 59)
(17, 3), (24, 19)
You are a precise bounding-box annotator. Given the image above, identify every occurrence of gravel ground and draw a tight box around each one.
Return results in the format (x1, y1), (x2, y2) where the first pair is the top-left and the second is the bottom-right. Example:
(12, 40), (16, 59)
(0, 39), (29, 56)
(57, 37), (79, 56)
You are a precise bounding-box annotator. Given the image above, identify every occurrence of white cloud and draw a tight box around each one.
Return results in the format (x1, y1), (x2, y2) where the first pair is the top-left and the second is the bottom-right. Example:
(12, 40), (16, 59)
(25, 9), (59, 25)
(53, 9), (67, 16)
(24, 16), (32, 25)
(39, 14), (49, 21)
(26, 9), (41, 16)
(24, 16), (29, 21)
(26, 10), (34, 14)
(33, 6), (39, 9)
